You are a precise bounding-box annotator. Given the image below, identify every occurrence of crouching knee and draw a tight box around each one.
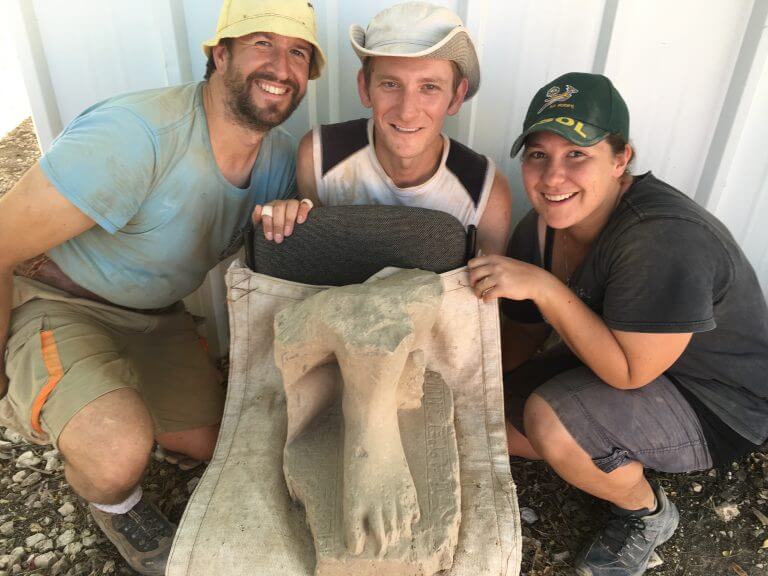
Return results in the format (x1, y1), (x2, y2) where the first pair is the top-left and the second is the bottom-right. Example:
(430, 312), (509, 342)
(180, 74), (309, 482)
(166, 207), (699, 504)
(522, 393), (577, 464)
(58, 394), (155, 503)
(60, 434), (153, 504)
(86, 451), (151, 500)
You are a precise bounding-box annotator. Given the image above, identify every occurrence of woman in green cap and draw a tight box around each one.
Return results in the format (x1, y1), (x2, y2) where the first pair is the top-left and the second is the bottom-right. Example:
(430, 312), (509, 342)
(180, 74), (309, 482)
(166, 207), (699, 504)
(468, 72), (768, 576)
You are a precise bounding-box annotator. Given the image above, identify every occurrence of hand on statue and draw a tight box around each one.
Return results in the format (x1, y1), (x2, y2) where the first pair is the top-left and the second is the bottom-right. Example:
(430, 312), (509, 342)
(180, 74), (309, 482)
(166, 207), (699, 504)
(251, 198), (314, 243)
(468, 254), (550, 303)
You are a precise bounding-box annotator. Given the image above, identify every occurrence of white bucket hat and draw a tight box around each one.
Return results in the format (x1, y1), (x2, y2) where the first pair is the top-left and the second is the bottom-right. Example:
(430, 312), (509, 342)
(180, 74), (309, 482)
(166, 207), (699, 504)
(349, 1), (480, 99)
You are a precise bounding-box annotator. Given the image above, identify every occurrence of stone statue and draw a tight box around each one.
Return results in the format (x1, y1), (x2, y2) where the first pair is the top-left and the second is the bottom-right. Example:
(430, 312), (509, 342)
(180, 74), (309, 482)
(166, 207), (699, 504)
(274, 269), (461, 576)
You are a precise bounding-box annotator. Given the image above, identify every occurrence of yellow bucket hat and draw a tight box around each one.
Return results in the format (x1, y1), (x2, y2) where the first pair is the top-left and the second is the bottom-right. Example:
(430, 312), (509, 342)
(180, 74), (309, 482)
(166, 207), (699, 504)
(202, 0), (326, 79)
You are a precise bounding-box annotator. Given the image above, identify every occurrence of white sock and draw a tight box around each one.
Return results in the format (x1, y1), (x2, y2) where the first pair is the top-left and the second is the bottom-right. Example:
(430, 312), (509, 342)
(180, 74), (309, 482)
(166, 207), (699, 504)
(92, 485), (143, 515)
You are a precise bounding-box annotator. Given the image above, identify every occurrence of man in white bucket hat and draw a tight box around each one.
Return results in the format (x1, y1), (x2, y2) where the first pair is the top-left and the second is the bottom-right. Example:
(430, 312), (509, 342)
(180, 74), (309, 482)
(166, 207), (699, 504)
(0, 1), (323, 573)
(260, 1), (511, 255)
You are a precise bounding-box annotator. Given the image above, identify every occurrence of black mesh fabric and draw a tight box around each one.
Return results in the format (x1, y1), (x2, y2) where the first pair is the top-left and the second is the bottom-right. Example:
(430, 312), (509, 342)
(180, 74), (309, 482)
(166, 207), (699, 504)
(244, 205), (471, 286)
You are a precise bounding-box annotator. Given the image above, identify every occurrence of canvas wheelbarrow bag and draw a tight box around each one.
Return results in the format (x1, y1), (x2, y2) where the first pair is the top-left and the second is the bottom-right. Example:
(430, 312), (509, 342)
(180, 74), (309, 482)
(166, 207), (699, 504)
(167, 206), (521, 575)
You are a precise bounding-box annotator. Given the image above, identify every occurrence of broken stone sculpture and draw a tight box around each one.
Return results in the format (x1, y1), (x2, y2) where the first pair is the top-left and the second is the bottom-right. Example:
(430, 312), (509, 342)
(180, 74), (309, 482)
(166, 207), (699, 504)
(274, 269), (462, 576)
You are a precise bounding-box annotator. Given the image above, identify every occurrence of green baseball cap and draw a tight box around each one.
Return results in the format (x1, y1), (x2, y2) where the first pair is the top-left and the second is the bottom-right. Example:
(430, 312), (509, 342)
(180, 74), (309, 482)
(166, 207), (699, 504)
(510, 72), (629, 157)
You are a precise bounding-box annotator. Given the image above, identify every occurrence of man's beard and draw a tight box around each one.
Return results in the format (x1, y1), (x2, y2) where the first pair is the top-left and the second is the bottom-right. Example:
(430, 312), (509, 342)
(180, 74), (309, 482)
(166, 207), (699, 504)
(223, 68), (303, 132)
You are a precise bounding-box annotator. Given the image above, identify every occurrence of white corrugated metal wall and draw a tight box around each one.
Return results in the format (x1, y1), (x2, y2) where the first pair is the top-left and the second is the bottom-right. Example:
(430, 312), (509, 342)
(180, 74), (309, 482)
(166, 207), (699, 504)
(5, 0), (768, 356)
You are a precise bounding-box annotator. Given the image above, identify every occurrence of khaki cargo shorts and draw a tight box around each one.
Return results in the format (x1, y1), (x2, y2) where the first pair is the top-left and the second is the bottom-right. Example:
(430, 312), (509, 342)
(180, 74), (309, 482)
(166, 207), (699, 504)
(1, 278), (225, 448)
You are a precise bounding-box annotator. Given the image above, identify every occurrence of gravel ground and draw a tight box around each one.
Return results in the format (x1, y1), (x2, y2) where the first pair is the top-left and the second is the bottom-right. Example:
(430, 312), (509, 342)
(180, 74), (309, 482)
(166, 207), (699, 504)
(0, 119), (38, 196)
(0, 433), (205, 576)
(2, 119), (767, 575)
(515, 454), (768, 575)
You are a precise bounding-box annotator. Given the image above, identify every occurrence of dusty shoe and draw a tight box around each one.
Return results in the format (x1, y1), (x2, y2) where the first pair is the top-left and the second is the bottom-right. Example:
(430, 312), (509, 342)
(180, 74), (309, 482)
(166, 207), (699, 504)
(575, 485), (679, 576)
(89, 498), (176, 576)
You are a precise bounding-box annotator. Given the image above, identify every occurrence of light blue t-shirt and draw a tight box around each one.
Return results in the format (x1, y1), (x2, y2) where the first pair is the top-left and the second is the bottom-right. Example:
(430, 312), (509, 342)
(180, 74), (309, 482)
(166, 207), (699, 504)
(40, 82), (296, 309)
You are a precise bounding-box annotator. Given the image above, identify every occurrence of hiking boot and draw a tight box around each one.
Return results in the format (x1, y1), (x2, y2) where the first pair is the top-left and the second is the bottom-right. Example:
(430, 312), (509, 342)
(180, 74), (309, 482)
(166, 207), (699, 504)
(575, 484), (679, 576)
(89, 497), (176, 576)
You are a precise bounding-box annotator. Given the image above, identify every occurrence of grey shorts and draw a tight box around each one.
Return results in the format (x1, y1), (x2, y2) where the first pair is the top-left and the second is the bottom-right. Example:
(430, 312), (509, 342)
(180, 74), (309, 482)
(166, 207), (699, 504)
(505, 353), (713, 473)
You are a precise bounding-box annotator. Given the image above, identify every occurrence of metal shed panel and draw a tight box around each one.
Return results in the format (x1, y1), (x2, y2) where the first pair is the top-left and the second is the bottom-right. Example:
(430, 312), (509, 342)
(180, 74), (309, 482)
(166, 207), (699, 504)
(7, 0), (768, 353)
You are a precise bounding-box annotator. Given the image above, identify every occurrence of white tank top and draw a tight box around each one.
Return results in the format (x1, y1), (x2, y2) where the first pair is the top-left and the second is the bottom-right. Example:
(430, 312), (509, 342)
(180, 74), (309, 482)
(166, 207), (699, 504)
(313, 119), (494, 228)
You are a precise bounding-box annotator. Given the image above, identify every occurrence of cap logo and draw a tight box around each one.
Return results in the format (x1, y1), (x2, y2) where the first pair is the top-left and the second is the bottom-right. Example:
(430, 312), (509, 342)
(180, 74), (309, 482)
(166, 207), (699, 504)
(532, 116), (588, 139)
(537, 85), (579, 114)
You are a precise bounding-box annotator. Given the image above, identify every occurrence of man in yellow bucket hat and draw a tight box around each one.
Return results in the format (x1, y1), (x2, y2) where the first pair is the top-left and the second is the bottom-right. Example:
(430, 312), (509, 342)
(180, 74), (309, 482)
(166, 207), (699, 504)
(202, 0), (325, 132)
(0, 1), (323, 574)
